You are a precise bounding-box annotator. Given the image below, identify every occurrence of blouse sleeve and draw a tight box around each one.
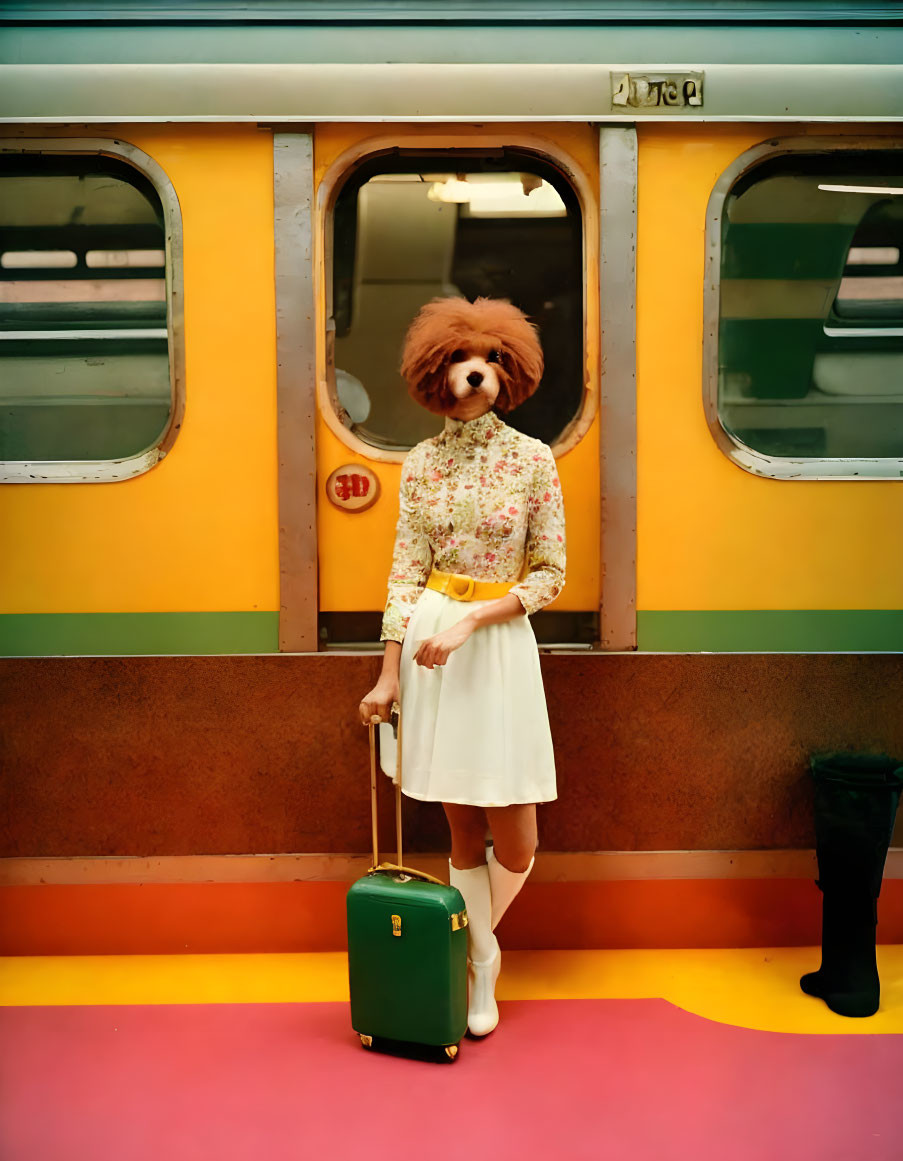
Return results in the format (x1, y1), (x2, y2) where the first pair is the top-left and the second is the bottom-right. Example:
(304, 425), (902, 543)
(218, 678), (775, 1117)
(508, 443), (566, 617)
(380, 449), (433, 644)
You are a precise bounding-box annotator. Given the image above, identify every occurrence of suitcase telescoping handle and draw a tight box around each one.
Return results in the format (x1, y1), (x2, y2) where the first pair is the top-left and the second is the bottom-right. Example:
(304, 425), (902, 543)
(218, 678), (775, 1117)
(368, 710), (445, 888)
(368, 707), (403, 869)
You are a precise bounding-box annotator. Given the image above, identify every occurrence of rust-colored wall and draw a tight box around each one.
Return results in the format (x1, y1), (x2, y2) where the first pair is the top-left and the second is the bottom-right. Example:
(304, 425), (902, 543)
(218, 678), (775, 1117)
(2, 654), (902, 858)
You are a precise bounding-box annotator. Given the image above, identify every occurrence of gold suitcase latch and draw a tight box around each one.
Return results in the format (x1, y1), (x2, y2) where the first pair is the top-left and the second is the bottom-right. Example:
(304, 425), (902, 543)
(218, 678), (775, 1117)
(391, 914), (402, 937)
(450, 910), (468, 932)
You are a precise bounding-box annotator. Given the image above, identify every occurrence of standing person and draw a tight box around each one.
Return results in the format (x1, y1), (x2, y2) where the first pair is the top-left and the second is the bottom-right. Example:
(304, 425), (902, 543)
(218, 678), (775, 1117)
(358, 297), (565, 1037)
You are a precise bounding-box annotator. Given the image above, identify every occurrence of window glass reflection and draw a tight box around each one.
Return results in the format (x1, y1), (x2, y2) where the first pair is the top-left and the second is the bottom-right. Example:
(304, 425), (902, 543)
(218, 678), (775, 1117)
(0, 158), (170, 462)
(718, 152), (903, 461)
(332, 154), (584, 450)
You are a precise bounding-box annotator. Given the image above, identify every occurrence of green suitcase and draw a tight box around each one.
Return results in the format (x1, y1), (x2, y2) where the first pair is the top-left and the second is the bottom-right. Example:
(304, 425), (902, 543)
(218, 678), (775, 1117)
(346, 716), (469, 1059)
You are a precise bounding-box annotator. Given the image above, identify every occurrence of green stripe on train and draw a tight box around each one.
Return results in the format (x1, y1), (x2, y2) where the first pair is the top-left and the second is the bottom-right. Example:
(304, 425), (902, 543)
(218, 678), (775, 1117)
(0, 612), (279, 656)
(2, 610), (902, 656)
(638, 611), (903, 653)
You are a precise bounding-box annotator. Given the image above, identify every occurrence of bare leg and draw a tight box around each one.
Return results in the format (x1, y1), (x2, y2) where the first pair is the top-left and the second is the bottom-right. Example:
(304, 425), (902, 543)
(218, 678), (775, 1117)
(485, 803), (537, 930)
(443, 802), (489, 870)
(485, 803), (537, 872)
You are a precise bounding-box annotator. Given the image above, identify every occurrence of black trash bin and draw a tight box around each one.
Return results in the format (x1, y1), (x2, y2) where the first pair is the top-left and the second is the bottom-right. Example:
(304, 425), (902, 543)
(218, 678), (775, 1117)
(801, 752), (903, 1017)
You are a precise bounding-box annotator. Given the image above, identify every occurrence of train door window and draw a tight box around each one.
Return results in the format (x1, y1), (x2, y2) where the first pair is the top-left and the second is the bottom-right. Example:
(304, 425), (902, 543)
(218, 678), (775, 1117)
(0, 143), (181, 481)
(709, 144), (903, 478)
(329, 151), (584, 454)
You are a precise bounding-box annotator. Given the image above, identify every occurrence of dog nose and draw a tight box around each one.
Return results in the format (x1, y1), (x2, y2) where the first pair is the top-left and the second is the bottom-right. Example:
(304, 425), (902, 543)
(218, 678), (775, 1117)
(466, 371), (483, 387)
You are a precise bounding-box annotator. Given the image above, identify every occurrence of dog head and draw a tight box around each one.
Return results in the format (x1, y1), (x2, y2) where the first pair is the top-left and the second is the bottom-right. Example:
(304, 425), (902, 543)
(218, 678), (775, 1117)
(400, 297), (543, 417)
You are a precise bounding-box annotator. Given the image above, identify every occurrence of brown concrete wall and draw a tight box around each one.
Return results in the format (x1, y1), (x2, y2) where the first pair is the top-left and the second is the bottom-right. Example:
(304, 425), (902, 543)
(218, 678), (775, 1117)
(2, 654), (902, 858)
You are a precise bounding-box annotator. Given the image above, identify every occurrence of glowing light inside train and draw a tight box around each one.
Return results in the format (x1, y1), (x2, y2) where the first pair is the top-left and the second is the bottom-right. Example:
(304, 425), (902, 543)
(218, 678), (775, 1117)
(426, 177), (566, 215)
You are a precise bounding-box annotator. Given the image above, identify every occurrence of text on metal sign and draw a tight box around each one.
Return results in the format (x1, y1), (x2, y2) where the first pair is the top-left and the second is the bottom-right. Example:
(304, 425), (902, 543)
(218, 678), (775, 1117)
(612, 73), (704, 109)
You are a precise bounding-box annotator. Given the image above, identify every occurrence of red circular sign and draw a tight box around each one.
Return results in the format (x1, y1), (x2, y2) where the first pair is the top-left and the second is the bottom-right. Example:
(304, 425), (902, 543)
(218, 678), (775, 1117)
(325, 464), (380, 513)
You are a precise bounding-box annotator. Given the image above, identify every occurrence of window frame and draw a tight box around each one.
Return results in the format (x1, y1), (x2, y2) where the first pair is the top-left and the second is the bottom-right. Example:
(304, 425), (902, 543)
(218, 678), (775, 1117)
(704, 135), (903, 482)
(0, 137), (184, 484)
(316, 133), (597, 463)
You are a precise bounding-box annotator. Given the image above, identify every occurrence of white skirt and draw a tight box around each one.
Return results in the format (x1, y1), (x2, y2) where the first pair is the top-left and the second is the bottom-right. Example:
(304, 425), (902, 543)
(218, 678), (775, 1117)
(379, 587), (557, 807)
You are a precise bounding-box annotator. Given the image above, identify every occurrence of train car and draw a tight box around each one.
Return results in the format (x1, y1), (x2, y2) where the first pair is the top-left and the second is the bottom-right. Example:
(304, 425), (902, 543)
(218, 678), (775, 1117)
(1, 2), (902, 1156)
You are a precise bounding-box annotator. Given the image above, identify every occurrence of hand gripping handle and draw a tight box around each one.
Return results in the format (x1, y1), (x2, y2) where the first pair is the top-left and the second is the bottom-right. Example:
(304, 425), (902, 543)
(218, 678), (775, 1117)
(368, 706), (403, 870)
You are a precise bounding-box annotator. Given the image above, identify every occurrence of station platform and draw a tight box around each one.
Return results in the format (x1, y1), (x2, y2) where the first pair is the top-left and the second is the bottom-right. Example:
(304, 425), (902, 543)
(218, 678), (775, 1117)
(2, 946), (901, 1161)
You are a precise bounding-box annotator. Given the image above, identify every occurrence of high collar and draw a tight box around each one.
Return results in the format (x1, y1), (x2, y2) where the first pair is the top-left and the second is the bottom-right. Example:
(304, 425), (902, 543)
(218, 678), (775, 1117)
(440, 410), (503, 447)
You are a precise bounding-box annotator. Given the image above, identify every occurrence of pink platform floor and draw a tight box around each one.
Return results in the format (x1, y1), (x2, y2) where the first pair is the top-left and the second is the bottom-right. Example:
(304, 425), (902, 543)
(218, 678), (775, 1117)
(1, 998), (901, 1161)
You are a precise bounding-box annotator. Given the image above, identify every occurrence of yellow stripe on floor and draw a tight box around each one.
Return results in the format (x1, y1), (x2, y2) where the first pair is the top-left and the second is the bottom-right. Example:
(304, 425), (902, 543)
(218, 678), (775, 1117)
(1, 947), (901, 1035)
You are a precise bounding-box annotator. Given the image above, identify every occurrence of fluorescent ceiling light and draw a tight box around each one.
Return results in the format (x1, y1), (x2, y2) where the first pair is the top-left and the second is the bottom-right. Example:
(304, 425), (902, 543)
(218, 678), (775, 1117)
(86, 250), (165, 268)
(847, 247), (900, 266)
(818, 184), (903, 195)
(1, 250), (77, 269)
(427, 178), (472, 203)
(427, 178), (566, 216)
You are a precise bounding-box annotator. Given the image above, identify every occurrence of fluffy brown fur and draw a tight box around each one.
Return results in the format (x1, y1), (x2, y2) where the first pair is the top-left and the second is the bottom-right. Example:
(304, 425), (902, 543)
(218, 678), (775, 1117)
(400, 297), (543, 415)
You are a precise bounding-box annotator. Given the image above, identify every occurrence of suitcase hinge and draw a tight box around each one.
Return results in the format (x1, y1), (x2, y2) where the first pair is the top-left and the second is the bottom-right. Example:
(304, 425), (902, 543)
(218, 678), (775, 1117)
(450, 910), (468, 932)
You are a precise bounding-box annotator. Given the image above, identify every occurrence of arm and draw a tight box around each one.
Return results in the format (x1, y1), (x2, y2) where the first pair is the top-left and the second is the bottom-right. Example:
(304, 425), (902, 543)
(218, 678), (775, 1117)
(358, 451), (431, 723)
(414, 445), (566, 670)
(507, 444), (566, 616)
(358, 640), (402, 725)
(413, 593), (525, 670)
(378, 449), (432, 646)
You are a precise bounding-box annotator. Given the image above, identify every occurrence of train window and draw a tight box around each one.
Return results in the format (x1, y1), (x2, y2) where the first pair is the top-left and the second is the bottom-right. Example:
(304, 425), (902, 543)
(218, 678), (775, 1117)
(0, 145), (181, 480)
(330, 152), (584, 452)
(710, 145), (903, 478)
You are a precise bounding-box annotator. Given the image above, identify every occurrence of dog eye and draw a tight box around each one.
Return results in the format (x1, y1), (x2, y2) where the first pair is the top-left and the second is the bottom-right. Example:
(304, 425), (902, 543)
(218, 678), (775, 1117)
(486, 349), (501, 364)
(449, 350), (466, 363)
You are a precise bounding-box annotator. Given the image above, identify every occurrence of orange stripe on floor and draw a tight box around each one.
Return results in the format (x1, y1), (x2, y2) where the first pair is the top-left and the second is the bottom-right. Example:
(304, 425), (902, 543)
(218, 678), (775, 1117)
(3, 879), (902, 955)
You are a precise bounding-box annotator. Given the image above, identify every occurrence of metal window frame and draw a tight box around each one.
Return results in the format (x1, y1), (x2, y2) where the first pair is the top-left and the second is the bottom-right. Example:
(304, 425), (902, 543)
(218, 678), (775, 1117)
(704, 134), (903, 482)
(0, 136), (184, 484)
(599, 126), (637, 650)
(315, 132), (598, 464)
(274, 131), (319, 653)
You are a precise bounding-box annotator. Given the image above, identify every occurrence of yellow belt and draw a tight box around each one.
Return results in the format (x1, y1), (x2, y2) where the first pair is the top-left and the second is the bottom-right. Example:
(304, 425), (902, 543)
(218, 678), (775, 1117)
(426, 569), (514, 602)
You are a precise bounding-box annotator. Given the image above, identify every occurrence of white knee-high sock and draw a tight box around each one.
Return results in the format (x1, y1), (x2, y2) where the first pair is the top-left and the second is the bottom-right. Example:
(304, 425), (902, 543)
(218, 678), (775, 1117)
(487, 846), (535, 930)
(448, 861), (500, 1037)
(448, 861), (498, 963)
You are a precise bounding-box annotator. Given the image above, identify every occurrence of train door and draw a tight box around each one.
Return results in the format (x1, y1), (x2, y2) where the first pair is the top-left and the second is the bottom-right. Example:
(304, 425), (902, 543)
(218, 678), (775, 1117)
(274, 124), (636, 652)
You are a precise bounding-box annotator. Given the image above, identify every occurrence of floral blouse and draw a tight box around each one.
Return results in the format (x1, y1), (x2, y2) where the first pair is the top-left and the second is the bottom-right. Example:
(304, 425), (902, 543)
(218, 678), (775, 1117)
(381, 411), (566, 643)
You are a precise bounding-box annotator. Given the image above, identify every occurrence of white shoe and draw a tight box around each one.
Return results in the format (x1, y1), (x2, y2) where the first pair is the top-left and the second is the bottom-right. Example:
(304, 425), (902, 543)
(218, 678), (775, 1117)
(487, 846), (535, 930)
(467, 946), (501, 1037)
(448, 861), (501, 1037)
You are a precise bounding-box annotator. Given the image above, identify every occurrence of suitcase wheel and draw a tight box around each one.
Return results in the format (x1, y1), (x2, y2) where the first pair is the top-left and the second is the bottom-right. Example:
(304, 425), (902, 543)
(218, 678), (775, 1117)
(357, 1034), (459, 1059)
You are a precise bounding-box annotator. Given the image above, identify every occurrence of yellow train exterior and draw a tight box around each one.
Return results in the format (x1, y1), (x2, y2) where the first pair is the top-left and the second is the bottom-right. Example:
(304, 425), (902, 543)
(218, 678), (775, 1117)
(1, 2), (903, 952)
(3, 101), (903, 651)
